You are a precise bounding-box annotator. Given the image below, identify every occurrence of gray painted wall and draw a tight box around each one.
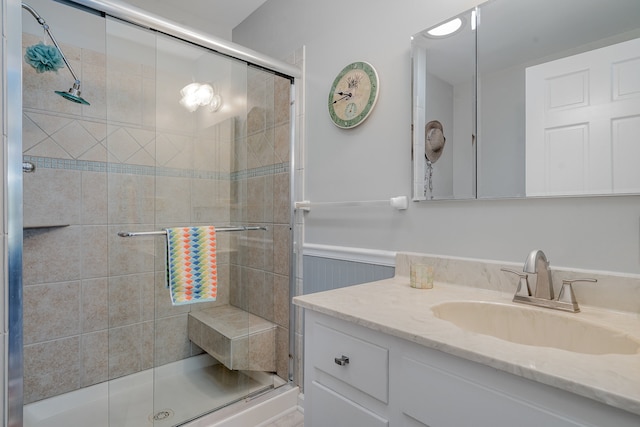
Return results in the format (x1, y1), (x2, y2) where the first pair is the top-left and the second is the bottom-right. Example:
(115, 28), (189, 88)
(234, 0), (640, 275)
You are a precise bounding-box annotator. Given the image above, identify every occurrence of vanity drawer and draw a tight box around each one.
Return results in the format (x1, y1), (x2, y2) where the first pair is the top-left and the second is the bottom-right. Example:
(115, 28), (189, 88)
(312, 322), (389, 403)
(309, 381), (389, 427)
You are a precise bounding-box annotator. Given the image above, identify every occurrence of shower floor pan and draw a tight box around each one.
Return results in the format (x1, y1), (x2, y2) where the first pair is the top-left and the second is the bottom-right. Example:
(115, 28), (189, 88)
(24, 354), (277, 427)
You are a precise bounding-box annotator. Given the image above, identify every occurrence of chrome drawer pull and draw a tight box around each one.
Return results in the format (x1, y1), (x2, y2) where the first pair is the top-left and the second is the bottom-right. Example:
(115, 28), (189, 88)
(334, 355), (350, 366)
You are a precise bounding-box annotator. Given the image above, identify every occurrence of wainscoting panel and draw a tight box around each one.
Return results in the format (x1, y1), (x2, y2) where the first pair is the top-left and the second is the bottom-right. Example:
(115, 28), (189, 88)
(302, 255), (395, 295)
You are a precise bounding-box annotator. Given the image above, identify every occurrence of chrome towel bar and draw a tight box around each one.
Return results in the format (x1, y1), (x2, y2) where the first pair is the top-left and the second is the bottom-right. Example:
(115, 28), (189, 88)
(118, 226), (268, 237)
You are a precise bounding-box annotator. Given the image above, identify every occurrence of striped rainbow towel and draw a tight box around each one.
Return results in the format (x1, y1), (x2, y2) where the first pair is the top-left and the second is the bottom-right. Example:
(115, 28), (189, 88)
(166, 226), (218, 305)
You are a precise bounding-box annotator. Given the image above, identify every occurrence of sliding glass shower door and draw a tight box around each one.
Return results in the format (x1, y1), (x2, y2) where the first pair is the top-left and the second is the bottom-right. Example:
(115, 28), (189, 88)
(105, 16), (291, 426)
(20, 1), (292, 423)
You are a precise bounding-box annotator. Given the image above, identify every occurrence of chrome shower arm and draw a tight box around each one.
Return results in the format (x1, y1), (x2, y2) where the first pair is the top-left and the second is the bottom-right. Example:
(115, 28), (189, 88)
(21, 2), (80, 83)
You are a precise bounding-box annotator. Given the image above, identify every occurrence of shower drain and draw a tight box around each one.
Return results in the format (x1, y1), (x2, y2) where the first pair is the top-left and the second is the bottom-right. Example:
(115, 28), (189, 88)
(149, 409), (174, 422)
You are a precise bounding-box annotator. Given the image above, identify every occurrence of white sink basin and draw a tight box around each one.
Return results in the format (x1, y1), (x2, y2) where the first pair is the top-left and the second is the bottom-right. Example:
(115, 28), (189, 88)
(431, 301), (640, 355)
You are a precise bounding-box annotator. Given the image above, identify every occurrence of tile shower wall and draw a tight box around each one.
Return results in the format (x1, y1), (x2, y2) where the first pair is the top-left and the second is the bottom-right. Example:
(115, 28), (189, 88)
(21, 32), (291, 403)
(231, 66), (292, 381)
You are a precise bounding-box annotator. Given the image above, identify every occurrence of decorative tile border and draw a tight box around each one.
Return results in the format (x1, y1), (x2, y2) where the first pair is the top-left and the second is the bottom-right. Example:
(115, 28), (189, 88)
(233, 163), (289, 180)
(23, 155), (288, 181)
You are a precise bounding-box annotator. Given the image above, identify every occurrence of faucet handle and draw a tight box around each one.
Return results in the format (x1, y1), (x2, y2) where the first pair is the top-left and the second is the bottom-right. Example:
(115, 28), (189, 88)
(501, 268), (531, 297)
(558, 278), (597, 305)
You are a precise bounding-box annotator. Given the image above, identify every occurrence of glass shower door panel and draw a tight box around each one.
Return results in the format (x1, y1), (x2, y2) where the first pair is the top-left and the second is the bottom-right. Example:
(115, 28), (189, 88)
(21, 0), (109, 425)
(105, 19), (289, 426)
(152, 33), (255, 424)
(105, 17), (157, 427)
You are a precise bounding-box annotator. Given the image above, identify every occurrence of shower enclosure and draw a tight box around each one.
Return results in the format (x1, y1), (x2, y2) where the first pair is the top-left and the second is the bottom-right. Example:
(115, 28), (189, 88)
(16, 0), (299, 425)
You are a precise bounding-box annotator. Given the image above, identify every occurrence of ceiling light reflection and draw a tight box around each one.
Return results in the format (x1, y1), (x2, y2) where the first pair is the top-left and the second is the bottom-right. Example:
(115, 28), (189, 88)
(427, 18), (463, 37)
(179, 82), (222, 112)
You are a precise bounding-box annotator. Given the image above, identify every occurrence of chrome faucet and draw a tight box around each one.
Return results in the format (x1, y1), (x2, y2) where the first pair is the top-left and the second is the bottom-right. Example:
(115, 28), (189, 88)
(523, 249), (553, 300)
(501, 250), (597, 313)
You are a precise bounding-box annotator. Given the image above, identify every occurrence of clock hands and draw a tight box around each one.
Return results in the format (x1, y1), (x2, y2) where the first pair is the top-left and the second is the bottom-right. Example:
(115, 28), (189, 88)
(333, 91), (352, 103)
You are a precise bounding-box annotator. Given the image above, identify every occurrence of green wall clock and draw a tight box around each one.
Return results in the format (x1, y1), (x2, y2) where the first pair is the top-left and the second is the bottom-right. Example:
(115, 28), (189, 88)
(328, 61), (379, 129)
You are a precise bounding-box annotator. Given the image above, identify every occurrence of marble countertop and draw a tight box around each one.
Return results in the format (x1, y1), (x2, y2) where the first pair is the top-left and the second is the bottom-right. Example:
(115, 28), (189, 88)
(293, 276), (640, 416)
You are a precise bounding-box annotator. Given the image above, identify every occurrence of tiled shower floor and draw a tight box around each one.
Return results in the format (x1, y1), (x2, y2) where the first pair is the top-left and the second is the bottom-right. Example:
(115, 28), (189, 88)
(24, 354), (276, 427)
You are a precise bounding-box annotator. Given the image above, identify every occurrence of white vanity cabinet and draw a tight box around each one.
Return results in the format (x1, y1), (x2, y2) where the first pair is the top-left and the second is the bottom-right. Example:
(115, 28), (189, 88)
(303, 310), (640, 427)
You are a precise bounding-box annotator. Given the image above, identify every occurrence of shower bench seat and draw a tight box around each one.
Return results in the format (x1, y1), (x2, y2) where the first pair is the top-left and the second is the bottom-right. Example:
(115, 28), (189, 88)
(187, 305), (277, 372)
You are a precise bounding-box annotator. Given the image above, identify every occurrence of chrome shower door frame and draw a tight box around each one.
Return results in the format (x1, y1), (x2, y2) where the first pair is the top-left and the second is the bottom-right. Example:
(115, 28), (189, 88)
(7, 0), (25, 425)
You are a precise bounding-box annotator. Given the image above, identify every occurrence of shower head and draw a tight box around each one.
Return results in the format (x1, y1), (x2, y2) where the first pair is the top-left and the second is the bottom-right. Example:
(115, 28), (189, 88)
(55, 81), (90, 105)
(22, 2), (91, 106)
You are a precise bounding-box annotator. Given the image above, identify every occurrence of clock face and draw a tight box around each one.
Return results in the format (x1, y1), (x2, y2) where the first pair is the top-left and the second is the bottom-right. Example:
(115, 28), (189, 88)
(328, 62), (379, 129)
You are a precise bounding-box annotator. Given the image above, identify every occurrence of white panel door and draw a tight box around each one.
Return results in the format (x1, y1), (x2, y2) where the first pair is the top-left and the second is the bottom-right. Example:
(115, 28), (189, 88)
(526, 37), (640, 196)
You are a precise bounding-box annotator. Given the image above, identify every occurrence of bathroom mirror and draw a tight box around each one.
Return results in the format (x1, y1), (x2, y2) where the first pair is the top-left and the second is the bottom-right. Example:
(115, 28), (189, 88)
(411, 8), (477, 201)
(412, 0), (640, 201)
